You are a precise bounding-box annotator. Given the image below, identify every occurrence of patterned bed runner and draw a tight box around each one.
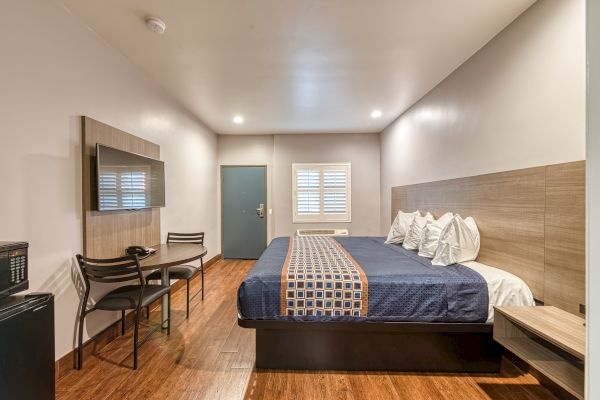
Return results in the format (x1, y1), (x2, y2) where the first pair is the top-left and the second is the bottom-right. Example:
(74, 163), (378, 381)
(280, 236), (369, 317)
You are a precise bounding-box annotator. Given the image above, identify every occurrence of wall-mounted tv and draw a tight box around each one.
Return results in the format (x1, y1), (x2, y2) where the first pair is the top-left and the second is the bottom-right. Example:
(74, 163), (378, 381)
(96, 144), (165, 211)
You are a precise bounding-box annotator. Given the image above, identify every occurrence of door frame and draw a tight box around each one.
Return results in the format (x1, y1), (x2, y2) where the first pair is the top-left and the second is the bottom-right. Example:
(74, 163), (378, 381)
(220, 165), (268, 257)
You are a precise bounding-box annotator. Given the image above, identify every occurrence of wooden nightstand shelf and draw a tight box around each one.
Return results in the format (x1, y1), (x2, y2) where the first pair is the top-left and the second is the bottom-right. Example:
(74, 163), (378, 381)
(494, 306), (585, 399)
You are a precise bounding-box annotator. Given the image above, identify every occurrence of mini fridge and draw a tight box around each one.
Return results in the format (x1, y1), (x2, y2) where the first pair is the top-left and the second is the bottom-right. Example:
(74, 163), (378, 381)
(0, 293), (55, 400)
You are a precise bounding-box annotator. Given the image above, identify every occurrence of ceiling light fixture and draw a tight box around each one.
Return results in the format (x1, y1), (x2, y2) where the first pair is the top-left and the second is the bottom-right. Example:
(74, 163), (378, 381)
(371, 110), (383, 119)
(233, 115), (245, 124)
(145, 17), (166, 34)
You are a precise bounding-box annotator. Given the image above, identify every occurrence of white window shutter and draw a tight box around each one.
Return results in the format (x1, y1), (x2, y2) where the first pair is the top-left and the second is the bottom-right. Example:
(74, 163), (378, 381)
(323, 192), (347, 214)
(323, 168), (348, 215)
(293, 163), (351, 223)
(323, 169), (347, 189)
(295, 169), (320, 215)
(297, 191), (320, 214)
(296, 169), (320, 189)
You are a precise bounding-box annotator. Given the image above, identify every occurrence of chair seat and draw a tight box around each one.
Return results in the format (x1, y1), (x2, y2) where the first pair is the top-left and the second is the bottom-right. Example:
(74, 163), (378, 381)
(95, 284), (170, 311)
(146, 265), (199, 281)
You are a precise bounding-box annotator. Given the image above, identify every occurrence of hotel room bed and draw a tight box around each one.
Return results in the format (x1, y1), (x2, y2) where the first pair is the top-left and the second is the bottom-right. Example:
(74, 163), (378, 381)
(238, 236), (534, 324)
(237, 236), (534, 372)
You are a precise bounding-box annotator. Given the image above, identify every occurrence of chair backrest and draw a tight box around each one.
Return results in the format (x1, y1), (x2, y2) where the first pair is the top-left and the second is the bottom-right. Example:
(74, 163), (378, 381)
(167, 232), (204, 245)
(76, 254), (144, 287)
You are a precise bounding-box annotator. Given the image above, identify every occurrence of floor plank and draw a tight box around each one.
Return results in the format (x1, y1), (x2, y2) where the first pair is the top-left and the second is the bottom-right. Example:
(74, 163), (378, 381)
(57, 260), (559, 400)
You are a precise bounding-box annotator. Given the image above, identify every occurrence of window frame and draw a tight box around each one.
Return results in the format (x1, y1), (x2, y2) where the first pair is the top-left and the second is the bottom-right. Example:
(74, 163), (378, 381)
(292, 162), (352, 223)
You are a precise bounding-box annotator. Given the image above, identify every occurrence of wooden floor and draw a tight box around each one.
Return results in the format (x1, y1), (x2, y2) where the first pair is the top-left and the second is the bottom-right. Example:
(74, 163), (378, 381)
(56, 260), (558, 400)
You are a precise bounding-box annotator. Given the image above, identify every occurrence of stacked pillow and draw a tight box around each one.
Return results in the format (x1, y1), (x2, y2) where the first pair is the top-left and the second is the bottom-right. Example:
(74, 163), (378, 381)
(386, 210), (420, 244)
(402, 212), (434, 250)
(386, 211), (481, 267)
(418, 212), (454, 257)
(432, 214), (480, 266)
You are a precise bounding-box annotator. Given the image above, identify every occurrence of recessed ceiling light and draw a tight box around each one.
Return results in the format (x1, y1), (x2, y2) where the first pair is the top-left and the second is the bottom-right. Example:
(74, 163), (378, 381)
(371, 110), (382, 119)
(233, 115), (245, 124)
(145, 17), (166, 34)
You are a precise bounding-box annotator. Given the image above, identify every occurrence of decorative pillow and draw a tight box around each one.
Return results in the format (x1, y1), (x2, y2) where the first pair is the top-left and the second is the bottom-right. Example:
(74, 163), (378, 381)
(402, 212), (434, 250)
(418, 212), (454, 258)
(432, 215), (480, 266)
(386, 210), (420, 244)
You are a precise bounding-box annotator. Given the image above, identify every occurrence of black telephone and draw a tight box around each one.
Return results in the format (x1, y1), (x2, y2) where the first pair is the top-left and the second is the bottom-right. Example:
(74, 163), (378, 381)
(126, 246), (156, 257)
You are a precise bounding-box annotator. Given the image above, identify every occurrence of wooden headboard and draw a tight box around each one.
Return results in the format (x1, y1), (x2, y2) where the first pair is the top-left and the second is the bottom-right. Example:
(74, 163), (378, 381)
(391, 161), (585, 316)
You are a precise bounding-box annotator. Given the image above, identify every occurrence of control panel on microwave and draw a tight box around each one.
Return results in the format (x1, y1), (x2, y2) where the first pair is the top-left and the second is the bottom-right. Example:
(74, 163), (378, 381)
(0, 242), (29, 298)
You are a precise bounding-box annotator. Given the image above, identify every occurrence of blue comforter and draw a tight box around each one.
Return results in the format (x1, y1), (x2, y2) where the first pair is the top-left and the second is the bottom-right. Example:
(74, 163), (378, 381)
(237, 236), (489, 323)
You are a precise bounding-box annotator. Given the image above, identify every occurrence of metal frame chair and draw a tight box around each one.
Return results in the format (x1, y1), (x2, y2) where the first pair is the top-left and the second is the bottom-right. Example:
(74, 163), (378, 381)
(145, 232), (204, 319)
(75, 254), (171, 370)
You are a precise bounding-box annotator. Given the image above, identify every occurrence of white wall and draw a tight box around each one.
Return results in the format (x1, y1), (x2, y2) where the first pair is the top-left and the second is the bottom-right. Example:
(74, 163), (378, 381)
(380, 0), (586, 229)
(217, 133), (381, 244)
(0, 0), (218, 360)
(586, 0), (598, 397)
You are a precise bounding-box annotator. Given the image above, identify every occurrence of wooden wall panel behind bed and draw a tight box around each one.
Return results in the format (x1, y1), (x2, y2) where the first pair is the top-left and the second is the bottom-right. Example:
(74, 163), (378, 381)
(544, 162), (586, 315)
(391, 161), (585, 316)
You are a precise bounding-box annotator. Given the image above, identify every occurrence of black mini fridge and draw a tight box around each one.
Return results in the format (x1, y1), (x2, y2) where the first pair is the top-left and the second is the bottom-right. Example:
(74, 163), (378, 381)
(0, 293), (55, 400)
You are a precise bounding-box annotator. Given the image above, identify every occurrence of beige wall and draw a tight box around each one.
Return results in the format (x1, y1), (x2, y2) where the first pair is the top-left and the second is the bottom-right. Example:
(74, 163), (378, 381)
(380, 0), (586, 231)
(218, 133), (381, 243)
(0, 0), (218, 360)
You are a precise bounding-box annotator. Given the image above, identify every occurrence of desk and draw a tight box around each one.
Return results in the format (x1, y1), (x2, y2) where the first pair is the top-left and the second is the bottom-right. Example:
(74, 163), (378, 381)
(140, 243), (207, 327)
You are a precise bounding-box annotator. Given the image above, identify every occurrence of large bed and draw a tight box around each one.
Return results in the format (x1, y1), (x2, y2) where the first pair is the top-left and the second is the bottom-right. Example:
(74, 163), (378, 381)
(237, 161), (584, 373)
(237, 235), (533, 372)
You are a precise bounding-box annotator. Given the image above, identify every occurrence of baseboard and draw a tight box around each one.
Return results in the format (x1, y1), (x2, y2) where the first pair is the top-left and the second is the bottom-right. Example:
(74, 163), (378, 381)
(55, 254), (222, 380)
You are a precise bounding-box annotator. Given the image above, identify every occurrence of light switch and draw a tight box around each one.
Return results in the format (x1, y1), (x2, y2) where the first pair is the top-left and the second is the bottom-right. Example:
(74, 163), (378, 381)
(268, 209), (273, 215)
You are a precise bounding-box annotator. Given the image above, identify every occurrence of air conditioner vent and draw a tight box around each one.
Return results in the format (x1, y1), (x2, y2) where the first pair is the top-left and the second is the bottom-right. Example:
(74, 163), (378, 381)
(296, 229), (349, 237)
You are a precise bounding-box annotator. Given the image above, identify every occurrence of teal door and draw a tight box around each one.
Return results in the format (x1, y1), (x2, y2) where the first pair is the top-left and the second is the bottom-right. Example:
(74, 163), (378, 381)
(222, 166), (267, 259)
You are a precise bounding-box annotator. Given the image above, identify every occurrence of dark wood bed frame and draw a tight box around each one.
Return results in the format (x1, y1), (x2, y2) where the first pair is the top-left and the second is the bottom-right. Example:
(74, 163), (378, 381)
(239, 319), (501, 372)
(238, 162), (585, 373)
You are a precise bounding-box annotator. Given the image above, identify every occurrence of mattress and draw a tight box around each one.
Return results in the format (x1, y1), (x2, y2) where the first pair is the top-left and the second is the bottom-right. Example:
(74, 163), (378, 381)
(238, 236), (533, 323)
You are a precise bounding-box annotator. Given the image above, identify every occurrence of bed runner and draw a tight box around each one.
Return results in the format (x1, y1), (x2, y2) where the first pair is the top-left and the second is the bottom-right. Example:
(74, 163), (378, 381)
(280, 236), (369, 317)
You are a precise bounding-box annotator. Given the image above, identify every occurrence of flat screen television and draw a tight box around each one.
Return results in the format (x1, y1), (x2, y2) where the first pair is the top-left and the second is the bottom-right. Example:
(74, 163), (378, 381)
(96, 144), (165, 211)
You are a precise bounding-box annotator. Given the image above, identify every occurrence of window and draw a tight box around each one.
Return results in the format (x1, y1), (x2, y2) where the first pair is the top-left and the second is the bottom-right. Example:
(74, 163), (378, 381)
(292, 163), (351, 223)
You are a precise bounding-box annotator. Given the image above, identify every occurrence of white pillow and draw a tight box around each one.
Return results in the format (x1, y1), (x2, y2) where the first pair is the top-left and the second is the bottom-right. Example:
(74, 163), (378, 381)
(418, 212), (454, 258)
(402, 212), (434, 250)
(432, 215), (480, 266)
(386, 210), (420, 244)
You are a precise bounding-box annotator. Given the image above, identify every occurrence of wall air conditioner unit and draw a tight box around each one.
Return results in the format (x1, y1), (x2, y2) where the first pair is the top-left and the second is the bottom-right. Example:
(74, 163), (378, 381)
(296, 229), (349, 237)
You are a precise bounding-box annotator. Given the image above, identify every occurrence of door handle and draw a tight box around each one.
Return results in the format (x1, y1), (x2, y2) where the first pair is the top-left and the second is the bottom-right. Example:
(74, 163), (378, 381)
(256, 203), (265, 218)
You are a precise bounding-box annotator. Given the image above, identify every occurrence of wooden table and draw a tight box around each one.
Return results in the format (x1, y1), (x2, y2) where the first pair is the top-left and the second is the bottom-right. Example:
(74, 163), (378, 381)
(139, 243), (207, 327)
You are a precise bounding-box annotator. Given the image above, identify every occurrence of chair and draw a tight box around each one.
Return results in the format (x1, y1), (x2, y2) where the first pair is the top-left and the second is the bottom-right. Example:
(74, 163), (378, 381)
(75, 254), (171, 370)
(145, 232), (205, 319)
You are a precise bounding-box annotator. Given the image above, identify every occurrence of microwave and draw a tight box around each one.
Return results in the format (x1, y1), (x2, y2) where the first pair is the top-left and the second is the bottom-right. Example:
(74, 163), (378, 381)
(0, 242), (29, 299)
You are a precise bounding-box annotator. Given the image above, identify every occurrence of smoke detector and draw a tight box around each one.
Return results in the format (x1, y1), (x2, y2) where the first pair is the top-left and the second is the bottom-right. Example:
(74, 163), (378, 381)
(145, 17), (166, 34)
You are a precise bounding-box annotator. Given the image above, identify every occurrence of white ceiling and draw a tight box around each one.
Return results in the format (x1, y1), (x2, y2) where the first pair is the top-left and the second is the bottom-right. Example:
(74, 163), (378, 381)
(59, 0), (536, 135)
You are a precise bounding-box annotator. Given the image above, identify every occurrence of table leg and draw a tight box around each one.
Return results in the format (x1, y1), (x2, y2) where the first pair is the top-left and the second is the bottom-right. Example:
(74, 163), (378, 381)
(161, 266), (169, 329)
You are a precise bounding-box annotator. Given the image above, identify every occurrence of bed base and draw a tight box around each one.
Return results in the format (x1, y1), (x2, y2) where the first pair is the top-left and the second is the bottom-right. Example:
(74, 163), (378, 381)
(239, 319), (501, 373)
